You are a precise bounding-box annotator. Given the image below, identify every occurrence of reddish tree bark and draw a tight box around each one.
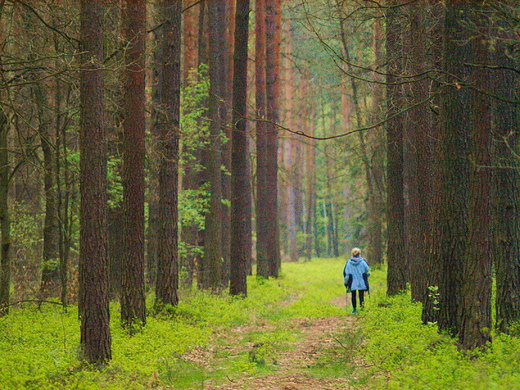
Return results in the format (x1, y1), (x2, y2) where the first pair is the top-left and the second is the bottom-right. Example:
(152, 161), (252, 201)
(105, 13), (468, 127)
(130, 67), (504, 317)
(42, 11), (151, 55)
(385, 0), (407, 295)
(408, 1), (432, 304)
(121, 0), (147, 329)
(154, 0), (181, 308)
(459, 4), (492, 350)
(79, 0), (111, 365)
(230, 0), (251, 296)
(264, 0), (282, 277)
(255, 0), (269, 278)
(202, 0), (226, 290)
(438, 1), (470, 337)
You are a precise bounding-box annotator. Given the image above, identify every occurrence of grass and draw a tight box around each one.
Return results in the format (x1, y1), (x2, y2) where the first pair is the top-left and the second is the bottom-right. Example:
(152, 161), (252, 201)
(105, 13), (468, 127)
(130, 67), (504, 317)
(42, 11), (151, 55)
(2, 258), (520, 389)
(0, 257), (349, 389)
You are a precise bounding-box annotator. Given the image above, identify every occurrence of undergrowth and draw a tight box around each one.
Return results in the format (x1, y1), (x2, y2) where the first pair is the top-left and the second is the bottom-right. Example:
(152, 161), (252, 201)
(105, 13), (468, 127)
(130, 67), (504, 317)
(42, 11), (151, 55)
(0, 257), (347, 389)
(3, 258), (519, 389)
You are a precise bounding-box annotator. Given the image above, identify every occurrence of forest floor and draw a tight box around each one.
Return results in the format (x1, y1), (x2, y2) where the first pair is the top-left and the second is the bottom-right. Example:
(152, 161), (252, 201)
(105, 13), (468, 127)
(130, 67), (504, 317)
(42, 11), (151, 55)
(183, 295), (367, 390)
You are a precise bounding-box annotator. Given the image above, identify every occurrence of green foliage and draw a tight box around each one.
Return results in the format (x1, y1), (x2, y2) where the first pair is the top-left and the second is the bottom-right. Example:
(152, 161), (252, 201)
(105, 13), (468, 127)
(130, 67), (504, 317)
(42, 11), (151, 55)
(180, 64), (210, 168)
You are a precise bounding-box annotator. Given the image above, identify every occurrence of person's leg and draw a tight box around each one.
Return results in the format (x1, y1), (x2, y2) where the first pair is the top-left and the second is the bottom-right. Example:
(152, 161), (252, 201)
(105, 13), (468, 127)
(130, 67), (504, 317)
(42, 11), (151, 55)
(359, 290), (365, 309)
(351, 291), (357, 313)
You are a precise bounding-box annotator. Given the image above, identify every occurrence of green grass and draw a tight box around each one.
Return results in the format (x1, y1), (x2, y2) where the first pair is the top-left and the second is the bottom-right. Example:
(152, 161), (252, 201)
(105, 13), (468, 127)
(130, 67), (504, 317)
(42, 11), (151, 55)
(0, 257), (350, 389)
(2, 258), (519, 389)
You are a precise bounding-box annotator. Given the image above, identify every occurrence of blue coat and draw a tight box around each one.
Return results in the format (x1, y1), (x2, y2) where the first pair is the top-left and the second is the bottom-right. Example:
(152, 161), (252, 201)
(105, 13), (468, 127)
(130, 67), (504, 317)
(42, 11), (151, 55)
(343, 256), (369, 291)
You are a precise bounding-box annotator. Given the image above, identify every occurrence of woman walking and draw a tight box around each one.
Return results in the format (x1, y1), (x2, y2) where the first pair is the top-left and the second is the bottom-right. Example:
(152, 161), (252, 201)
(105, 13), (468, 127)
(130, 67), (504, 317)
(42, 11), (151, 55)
(343, 247), (370, 314)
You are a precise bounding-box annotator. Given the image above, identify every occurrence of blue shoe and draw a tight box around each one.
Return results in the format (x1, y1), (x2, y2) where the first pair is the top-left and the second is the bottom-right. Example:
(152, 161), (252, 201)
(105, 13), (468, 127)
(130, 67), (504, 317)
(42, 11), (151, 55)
(351, 309), (357, 314)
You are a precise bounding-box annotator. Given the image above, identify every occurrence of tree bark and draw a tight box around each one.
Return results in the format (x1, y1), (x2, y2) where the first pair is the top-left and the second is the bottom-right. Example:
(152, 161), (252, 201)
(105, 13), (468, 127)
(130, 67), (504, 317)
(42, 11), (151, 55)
(459, 4), (492, 350)
(407, 1), (432, 304)
(255, 0), (269, 278)
(385, 0), (407, 295)
(438, 1), (471, 337)
(203, 0), (226, 291)
(121, 0), (147, 329)
(264, 0), (282, 277)
(154, 0), (181, 309)
(79, 0), (111, 365)
(230, 0), (251, 296)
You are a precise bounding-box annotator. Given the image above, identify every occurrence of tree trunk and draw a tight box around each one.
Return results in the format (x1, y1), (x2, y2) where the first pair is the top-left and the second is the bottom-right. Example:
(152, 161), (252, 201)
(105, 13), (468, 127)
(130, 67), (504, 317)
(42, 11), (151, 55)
(264, 0), (282, 277)
(38, 106), (60, 298)
(154, 0), (181, 309)
(408, 1), (432, 304)
(255, 0), (269, 278)
(421, 0), (444, 325)
(203, 0), (226, 291)
(121, 0), (147, 329)
(438, 1), (471, 337)
(385, 0), (407, 295)
(230, 0), (251, 297)
(79, 0), (111, 365)
(459, 4), (492, 349)
(220, 0), (233, 288)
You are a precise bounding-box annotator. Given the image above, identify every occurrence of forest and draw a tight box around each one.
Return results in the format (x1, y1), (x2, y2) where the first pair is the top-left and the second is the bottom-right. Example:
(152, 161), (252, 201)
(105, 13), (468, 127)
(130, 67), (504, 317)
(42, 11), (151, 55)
(1, 0), (520, 388)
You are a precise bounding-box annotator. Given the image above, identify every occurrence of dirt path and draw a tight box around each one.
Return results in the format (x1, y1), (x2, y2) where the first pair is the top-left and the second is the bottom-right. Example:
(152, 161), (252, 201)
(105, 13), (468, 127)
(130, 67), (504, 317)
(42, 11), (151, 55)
(187, 296), (364, 390)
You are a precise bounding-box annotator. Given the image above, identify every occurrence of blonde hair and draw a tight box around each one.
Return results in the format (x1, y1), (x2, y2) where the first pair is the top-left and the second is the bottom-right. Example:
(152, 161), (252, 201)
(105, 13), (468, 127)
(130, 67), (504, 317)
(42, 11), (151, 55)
(351, 247), (361, 257)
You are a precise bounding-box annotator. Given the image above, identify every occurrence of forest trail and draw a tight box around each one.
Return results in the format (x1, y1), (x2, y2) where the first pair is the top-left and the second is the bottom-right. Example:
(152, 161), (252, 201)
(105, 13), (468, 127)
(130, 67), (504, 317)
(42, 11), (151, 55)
(185, 295), (366, 390)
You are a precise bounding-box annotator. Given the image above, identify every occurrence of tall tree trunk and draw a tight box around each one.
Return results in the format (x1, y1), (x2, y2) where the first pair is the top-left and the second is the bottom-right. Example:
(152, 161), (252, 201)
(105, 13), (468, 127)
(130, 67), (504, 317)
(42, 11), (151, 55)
(230, 0), (251, 296)
(55, 79), (70, 307)
(79, 0), (111, 365)
(203, 0), (226, 290)
(154, 0), (181, 309)
(255, 0), (269, 278)
(438, 1), (470, 337)
(459, 4), (493, 350)
(421, 1), (444, 325)
(220, 0), (233, 288)
(121, 0), (147, 329)
(368, 14), (385, 266)
(38, 105), (60, 298)
(385, 0), (407, 295)
(264, 0), (282, 277)
(408, 1), (432, 304)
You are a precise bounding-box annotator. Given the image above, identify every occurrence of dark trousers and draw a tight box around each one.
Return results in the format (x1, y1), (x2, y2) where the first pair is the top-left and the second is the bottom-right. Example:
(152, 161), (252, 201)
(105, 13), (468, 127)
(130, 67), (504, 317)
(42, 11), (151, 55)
(350, 290), (365, 309)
